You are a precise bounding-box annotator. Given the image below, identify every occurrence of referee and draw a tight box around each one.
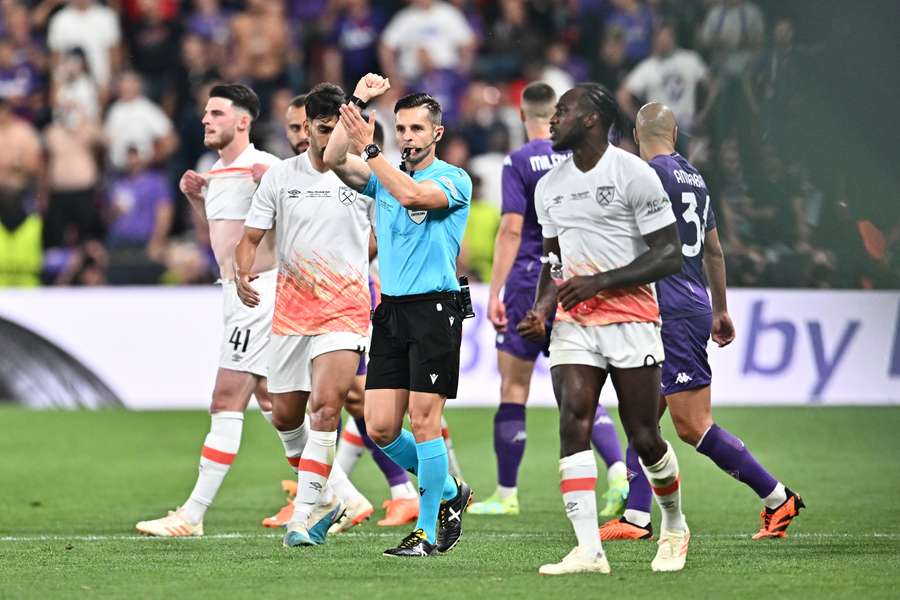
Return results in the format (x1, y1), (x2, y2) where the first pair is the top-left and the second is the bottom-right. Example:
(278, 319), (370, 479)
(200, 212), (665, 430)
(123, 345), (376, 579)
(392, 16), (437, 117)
(325, 74), (473, 558)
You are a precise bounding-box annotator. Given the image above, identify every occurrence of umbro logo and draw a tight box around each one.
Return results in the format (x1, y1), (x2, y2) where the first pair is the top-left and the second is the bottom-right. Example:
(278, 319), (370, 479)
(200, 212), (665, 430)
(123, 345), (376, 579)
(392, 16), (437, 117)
(430, 373), (438, 384)
(309, 481), (323, 492)
(287, 188), (301, 198)
(675, 372), (693, 384)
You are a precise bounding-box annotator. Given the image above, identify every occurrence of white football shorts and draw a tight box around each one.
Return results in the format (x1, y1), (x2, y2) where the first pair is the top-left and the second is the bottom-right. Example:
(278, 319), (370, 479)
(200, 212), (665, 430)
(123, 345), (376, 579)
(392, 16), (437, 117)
(218, 268), (277, 377)
(548, 320), (664, 370)
(267, 331), (369, 393)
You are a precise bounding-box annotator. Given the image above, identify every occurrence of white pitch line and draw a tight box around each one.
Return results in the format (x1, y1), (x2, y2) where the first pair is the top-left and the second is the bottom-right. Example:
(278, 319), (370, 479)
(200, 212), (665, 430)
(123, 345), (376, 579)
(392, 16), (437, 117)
(1, 532), (898, 543)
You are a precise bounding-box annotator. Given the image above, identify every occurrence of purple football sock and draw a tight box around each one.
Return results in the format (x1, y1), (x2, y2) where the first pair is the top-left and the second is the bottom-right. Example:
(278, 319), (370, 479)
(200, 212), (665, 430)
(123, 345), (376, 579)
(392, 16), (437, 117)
(696, 424), (778, 498)
(625, 443), (653, 514)
(591, 405), (624, 467)
(354, 416), (411, 487)
(494, 403), (526, 488)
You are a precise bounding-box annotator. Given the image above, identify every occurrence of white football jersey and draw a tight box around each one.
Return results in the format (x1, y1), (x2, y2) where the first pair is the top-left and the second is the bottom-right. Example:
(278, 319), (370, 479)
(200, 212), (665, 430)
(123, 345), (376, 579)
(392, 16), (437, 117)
(245, 152), (374, 337)
(203, 144), (281, 220)
(535, 144), (676, 326)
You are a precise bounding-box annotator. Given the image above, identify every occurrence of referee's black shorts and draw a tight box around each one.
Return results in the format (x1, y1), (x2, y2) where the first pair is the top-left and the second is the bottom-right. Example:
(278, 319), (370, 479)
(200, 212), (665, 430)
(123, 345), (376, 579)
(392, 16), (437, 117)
(365, 291), (464, 399)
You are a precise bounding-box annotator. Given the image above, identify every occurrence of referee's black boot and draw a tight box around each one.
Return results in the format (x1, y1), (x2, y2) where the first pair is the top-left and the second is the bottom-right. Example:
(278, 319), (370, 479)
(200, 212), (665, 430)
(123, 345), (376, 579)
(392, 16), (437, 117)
(383, 529), (436, 557)
(436, 478), (473, 553)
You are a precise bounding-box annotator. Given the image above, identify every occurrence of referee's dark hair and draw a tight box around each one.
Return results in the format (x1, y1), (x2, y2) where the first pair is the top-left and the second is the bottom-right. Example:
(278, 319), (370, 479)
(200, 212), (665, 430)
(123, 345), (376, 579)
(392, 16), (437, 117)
(575, 82), (626, 142)
(394, 92), (442, 126)
(289, 93), (307, 109)
(209, 83), (260, 121)
(305, 83), (346, 121)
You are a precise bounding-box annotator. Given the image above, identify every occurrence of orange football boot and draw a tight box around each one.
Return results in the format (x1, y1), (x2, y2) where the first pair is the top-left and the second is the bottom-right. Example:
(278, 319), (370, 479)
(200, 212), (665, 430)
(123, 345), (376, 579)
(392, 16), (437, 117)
(752, 488), (805, 539)
(282, 480), (297, 498)
(377, 498), (419, 527)
(262, 501), (294, 528)
(599, 517), (653, 541)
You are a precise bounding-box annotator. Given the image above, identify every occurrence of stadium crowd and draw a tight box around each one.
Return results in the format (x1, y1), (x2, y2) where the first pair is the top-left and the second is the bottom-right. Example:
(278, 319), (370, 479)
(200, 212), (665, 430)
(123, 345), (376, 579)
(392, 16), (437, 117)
(0, 0), (894, 289)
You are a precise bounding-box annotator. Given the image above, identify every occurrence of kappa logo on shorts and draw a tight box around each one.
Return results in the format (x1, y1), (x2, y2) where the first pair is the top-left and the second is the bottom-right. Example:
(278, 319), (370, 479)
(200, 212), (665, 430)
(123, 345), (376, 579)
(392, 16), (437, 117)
(675, 372), (693, 384)
(338, 186), (357, 206)
(407, 209), (427, 224)
(429, 373), (438, 384)
(596, 185), (615, 206)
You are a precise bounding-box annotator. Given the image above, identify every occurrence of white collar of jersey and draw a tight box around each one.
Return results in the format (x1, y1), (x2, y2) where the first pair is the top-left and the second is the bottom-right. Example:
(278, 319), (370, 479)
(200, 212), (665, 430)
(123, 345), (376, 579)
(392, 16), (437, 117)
(216, 143), (257, 169)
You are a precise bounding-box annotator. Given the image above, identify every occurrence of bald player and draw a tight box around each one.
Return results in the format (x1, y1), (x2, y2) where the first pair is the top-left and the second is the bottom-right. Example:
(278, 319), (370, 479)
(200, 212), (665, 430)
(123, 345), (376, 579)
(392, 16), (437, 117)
(601, 102), (804, 542)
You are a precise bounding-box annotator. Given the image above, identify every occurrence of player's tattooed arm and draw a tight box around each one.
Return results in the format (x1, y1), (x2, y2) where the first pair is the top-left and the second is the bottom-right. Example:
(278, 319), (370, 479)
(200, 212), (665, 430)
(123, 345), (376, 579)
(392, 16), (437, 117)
(517, 236), (560, 342)
(234, 226), (266, 308)
(557, 223), (682, 311)
(703, 227), (736, 347)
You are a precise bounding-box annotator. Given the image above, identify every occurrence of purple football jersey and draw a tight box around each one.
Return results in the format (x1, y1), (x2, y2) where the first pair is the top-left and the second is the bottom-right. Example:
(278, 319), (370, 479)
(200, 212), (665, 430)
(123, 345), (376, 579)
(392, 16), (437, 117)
(502, 138), (569, 289)
(650, 152), (718, 319)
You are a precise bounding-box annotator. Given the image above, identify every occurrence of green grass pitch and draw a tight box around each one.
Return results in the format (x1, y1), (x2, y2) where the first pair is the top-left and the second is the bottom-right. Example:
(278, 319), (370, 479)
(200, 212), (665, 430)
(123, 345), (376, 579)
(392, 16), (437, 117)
(2, 407), (899, 599)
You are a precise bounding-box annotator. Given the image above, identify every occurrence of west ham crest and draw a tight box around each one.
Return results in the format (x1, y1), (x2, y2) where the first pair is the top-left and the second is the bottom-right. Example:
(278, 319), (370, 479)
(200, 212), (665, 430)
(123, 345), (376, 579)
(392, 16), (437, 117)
(339, 186), (357, 206)
(596, 185), (615, 206)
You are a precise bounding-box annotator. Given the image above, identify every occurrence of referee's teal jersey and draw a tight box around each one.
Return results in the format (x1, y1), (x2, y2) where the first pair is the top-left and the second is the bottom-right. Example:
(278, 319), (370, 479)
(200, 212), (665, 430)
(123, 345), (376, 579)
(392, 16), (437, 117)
(364, 159), (472, 296)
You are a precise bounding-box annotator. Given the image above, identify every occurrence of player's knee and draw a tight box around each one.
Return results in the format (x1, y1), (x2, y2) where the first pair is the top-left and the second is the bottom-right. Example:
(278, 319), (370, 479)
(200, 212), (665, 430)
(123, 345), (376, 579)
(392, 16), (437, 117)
(499, 379), (528, 404)
(210, 388), (242, 413)
(671, 415), (706, 446)
(270, 409), (302, 431)
(367, 422), (400, 447)
(558, 409), (591, 445)
(630, 428), (665, 463)
(308, 403), (342, 431)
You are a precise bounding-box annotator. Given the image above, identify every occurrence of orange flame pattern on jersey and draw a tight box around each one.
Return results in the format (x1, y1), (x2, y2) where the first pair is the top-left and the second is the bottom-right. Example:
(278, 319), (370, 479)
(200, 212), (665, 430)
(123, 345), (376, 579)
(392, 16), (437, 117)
(555, 259), (661, 326)
(273, 252), (370, 336)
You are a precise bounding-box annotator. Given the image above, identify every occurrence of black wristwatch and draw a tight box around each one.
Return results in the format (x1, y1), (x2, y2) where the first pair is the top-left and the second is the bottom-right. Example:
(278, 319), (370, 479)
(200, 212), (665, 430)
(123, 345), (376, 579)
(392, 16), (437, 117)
(363, 143), (381, 161)
(349, 95), (368, 109)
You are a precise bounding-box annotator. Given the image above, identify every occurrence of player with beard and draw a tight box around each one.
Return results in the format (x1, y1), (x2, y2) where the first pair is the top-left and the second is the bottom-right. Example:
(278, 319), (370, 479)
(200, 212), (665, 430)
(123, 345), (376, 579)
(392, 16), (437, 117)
(235, 83), (376, 548)
(136, 83), (282, 537)
(518, 83), (689, 574)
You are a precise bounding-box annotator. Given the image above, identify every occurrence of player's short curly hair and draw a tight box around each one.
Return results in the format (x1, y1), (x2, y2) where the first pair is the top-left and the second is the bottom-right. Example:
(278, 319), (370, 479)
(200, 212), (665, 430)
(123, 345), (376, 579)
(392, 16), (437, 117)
(305, 83), (346, 122)
(394, 92), (442, 126)
(209, 83), (260, 121)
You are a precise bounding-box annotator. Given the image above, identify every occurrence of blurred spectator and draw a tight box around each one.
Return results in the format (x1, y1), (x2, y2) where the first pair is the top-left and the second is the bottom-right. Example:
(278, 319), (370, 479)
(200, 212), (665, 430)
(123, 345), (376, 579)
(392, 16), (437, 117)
(0, 37), (41, 120)
(476, 0), (542, 81)
(440, 133), (470, 169)
(0, 186), (42, 287)
(0, 95), (41, 198)
(618, 23), (712, 136)
(409, 48), (468, 126)
(42, 96), (103, 248)
(700, 0), (765, 78)
(104, 71), (177, 171)
(744, 16), (807, 163)
(123, 0), (183, 103)
(459, 175), (499, 282)
(105, 148), (173, 284)
(322, 0), (387, 90)
(256, 87), (294, 158)
(186, 0), (231, 46)
(539, 42), (588, 99)
(229, 0), (292, 116)
(167, 33), (220, 120)
(46, 0), (122, 99)
(379, 0), (476, 90)
(51, 48), (99, 120)
(605, 0), (656, 67)
(590, 27), (630, 92)
(468, 125), (510, 211)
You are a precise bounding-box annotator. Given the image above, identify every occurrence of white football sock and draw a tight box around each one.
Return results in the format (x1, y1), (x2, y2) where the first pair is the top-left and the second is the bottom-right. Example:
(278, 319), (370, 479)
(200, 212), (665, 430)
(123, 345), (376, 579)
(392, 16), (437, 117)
(623, 509), (652, 527)
(328, 462), (364, 504)
(276, 420), (308, 473)
(763, 482), (787, 510)
(640, 441), (687, 532)
(389, 481), (418, 500)
(335, 418), (366, 476)
(497, 485), (517, 500)
(292, 429), (337, 525)
(182, 411), (244, 525)
(607, 460), (627, 485)
(559, 450), (603, 554)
